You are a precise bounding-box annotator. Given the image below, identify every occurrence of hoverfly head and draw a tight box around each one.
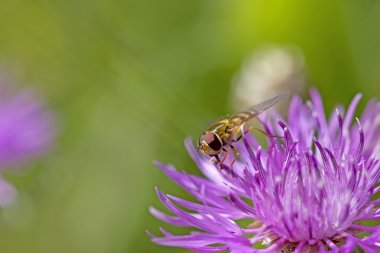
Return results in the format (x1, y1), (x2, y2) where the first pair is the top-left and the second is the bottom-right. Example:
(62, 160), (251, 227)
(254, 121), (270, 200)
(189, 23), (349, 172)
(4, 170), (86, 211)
(197, 132), (223, 156)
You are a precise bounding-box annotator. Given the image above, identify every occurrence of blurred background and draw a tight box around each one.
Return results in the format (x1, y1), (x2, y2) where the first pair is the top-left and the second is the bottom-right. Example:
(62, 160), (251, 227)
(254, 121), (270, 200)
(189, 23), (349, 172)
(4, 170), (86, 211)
(0, 0), (379, 252)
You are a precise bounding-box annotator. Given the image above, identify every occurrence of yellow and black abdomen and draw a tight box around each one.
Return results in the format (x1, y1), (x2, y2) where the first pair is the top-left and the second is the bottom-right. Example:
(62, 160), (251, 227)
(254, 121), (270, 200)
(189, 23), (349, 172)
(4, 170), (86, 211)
(228, 111), (252, 127)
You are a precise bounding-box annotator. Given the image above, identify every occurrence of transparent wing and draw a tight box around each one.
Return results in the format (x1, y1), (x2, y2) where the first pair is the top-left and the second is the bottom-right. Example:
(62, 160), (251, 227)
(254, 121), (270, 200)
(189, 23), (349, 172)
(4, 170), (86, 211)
(245, 93), (288, 118)
(229, 94), (288, 128)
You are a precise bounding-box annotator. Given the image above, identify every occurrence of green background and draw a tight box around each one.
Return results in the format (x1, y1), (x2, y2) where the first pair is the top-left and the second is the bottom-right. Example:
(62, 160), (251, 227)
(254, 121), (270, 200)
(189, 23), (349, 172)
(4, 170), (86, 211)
(0, 1), (379, 252)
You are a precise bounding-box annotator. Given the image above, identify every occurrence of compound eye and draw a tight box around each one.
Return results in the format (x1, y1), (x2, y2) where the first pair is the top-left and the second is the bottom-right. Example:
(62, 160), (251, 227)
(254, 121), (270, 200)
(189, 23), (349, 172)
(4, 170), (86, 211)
(203, 132), (222, 151)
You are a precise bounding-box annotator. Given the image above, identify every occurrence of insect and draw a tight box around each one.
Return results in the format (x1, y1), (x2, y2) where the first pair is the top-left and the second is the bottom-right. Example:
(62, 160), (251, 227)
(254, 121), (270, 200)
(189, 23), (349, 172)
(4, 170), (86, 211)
(197, 94), (287, 171)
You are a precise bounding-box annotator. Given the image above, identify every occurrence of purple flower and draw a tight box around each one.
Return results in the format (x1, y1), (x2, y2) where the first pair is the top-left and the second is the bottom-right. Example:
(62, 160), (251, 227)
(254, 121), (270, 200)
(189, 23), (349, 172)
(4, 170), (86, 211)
(0, 82), (55, 206)
(148, 90), (380, 252)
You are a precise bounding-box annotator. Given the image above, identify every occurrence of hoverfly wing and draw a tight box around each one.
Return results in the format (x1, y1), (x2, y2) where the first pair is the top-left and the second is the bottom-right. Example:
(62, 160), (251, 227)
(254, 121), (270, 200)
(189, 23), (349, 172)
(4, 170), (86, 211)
(245, 93), (288, 118)
(229, 94), (288, 129)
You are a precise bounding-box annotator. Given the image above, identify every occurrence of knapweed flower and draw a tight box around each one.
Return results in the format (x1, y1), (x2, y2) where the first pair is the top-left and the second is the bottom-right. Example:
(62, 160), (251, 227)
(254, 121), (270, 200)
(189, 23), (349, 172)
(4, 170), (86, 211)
(149, 90), (380, 252)
(0, 81), (55, 206)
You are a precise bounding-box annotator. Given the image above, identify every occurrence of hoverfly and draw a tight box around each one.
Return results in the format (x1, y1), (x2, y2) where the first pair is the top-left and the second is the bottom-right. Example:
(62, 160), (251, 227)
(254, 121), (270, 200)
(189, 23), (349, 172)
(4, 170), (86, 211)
(197, 94), (287, 171)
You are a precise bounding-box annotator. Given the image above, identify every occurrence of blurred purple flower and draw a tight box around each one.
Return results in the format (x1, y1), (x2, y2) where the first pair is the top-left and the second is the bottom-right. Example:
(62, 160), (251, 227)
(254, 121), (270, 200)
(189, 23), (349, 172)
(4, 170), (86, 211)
(149, 90), (380, 252)
(0, 82), (55, 206)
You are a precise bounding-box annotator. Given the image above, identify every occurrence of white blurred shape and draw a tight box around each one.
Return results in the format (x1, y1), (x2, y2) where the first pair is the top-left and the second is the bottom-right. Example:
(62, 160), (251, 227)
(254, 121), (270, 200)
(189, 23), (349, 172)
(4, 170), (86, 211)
(0, 177), (17, 207)
(231, 45), (306, 113)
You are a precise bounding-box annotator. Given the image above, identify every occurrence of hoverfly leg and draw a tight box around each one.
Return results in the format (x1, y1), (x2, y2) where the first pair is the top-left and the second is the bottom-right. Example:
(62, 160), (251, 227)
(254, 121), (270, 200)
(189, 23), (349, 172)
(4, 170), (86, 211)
(221, 147), (236, 178)
(252, 127), (283, 139)
(213, 154), (224, 171)
(234, 126), (255, 142)
(221, 147), (229, 164)
(231, 145), (239, 157)
(229, 145), (239, 177)
(236, 126), (283, 140)
(212, 155), (220, 169)
(214, 151), (235, 177)
(230, 145), (239, 165)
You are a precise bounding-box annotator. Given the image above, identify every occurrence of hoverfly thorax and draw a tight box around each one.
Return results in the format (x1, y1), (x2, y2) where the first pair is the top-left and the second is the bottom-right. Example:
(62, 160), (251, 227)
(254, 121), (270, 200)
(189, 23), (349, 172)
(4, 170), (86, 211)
(197, 132), (223, 156)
